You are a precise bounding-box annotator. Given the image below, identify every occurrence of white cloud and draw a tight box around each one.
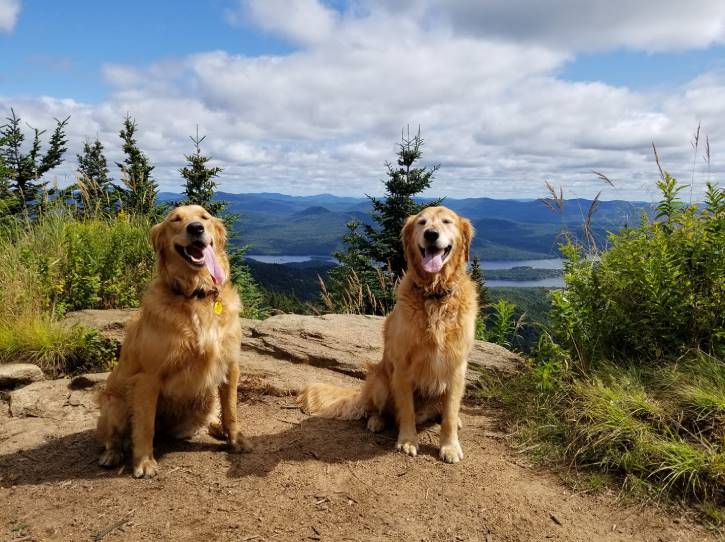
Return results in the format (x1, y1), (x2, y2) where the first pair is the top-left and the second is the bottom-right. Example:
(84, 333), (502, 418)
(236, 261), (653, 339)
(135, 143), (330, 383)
(2, 1), (724, 201)
(234, 0), (337, 45)
(0, 0), (20, 32)
(375, 0), (725, 52)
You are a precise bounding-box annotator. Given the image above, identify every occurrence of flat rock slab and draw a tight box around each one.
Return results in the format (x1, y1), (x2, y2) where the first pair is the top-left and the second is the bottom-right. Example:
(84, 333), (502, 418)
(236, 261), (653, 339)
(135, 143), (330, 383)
(62, 310), (522, 392)
(242, 314), (385, 378)
(0, 363), (44, 389)
(239, 351), (360, 396)
(3, 377), (101, 455)
(242, 313), (523, 385)
(62, 308), (139, 342)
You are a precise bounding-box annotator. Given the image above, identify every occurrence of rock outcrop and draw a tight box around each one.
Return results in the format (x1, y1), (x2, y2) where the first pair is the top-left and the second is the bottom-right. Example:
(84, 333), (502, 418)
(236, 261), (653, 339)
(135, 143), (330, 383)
(0, 363), (44, 389)
(242, 313), (522, 387)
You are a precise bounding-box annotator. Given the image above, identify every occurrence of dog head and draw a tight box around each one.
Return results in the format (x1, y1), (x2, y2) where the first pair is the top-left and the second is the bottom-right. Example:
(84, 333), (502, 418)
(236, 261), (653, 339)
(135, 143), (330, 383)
(402, 206), (473, 282)
(150, 205), (229, 291)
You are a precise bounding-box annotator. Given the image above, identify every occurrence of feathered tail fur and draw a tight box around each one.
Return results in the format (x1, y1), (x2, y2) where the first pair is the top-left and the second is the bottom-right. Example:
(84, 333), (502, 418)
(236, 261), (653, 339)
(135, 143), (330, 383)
(298, 383), (368, 420)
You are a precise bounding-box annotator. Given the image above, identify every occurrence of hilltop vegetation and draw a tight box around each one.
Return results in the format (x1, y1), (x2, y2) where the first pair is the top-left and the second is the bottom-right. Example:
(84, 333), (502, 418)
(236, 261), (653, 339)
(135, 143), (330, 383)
(494, 176), (725, 525)
(0, 110), (264, 375)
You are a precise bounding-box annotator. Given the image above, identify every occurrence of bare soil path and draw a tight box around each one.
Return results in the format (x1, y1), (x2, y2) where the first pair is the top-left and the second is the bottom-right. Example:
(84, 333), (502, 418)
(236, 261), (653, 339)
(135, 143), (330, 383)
(0, 390), (712, 542)
(1, 313), (715, 541)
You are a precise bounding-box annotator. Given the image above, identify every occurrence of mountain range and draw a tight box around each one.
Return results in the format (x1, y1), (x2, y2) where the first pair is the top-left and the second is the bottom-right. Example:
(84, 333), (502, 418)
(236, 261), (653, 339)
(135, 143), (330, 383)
(159, 192), (654, 260)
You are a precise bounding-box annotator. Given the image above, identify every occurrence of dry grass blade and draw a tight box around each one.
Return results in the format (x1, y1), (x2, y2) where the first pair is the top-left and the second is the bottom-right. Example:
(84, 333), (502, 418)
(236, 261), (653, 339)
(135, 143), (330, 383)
(591, 170), (615, 187)
(652, 142), (665, 180)
(690, 122), (701, 204)
(538, 180), (565, 214)
(583, 191), (601, 252)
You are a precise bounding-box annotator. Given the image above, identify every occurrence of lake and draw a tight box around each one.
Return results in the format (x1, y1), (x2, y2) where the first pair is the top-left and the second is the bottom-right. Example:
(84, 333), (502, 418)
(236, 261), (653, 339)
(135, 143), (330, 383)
(246, 255), (336, 264)
(245, 255), (565, 288)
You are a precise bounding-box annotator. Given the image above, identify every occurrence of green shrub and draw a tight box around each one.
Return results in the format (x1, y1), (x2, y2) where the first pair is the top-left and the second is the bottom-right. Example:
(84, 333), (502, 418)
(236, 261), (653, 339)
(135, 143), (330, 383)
(0, 211), (154, 318)
(0, 316), (116, 376)
(550, 178), (724, 368)
(0, 209), (266, 375)
(491, 176), (725, 520)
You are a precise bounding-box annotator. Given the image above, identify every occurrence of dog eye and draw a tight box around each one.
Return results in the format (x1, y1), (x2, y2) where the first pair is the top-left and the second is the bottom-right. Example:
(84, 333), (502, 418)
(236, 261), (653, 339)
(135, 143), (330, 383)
(171, 216), (181, 222)
(442, 219), (452, 224)
(202, 215), (210, 220)
(418, 219), (426, 225)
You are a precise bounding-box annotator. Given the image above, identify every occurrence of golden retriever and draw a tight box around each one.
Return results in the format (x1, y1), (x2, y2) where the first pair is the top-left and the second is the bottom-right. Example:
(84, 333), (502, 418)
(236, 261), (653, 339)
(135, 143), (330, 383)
(96, 205), (250, 478)
(300, 206), (478, 463)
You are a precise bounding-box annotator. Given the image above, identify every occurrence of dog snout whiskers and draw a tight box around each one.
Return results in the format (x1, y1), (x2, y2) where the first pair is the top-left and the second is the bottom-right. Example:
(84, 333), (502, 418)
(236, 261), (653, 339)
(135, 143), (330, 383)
(186, 222), (205, 236)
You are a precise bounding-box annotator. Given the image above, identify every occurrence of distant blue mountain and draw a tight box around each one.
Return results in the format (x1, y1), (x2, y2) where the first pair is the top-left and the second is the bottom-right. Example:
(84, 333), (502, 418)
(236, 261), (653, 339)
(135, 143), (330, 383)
(159, 192), (654, 260)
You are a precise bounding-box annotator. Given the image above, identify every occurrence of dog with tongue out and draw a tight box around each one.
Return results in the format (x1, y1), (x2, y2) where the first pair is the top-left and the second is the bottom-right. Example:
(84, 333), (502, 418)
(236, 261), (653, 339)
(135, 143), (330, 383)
(96, 205), (250, 479)
(300, 205), (479, 465)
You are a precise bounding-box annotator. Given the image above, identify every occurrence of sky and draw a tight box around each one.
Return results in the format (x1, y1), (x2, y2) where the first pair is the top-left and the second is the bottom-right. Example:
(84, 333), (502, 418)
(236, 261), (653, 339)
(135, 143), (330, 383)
(1, 0), (724, 201)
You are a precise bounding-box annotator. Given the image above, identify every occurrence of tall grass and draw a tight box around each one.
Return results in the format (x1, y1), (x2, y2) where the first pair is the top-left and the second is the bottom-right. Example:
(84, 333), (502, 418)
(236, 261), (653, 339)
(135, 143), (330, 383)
(0, 207), (265, 375)
(490, 173), (725, 524)
(0, 210), (154, 318)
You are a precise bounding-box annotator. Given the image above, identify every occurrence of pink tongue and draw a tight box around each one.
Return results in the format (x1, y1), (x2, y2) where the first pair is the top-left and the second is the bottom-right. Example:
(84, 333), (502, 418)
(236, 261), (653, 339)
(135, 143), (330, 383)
(202, 245), (225, 285)
(422, 251), (444, 273)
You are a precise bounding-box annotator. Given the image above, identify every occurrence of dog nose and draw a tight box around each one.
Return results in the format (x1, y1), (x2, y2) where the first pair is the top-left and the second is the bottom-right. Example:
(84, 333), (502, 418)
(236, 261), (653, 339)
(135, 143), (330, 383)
(186, 222), (205, 236)
(424, 229), (439, 242)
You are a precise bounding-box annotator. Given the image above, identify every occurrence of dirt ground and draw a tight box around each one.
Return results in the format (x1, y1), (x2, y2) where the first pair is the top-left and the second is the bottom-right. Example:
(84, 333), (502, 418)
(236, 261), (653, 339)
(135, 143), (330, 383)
(0, 390), (716, 542)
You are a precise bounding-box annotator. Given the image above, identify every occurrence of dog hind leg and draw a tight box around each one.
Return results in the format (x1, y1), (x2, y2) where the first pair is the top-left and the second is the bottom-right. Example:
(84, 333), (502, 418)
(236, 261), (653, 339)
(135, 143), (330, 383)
(97, 392), (128, 468)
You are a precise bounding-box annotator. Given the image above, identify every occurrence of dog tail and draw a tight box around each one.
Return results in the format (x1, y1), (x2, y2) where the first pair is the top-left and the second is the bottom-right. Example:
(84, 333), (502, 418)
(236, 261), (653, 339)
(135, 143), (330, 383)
(298, 383), (367, 420)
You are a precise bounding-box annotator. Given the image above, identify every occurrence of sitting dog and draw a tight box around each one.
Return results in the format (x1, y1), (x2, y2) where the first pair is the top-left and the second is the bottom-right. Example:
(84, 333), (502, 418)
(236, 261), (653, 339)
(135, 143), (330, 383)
(96, 205), (250, 478)
(300, 206), (478, 463)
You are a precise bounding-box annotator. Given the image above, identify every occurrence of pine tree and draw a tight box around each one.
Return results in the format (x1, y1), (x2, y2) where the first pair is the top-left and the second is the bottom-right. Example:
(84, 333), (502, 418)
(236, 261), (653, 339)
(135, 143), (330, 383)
(116, 115), (158, 216)
(326, 127), (440, 315)
(326, 220), (395, 314)
(469, 254), (487, 308)
(0, 134), (16, 219)
(179, 126), (224, 216)
(76, 138), (117, 216)
(0, 108), (69, 213)
(78, 139), (111, 187)
(363, 126), (441, 277)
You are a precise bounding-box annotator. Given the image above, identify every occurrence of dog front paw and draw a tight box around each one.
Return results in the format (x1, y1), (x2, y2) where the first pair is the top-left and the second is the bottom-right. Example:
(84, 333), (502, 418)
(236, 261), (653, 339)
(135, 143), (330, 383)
(133, 456), (159, 478)
(98, 448), (123, 468)
(208, 421), (227, 441)
(229, 432), (252, 453)
(366, 415), (385, 433)
(439, 441), (464, 464)
(395, 436), (418, 457)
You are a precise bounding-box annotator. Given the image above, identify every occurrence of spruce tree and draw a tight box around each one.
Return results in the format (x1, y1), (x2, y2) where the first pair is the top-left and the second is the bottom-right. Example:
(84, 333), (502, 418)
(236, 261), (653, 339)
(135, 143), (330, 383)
(116, 115), (158, 216)
(78, 139), (111, 187)
(179, 127), (224, 216)
(327, 220), (394, 314)
(363, 126), (441, 277)
(0, 108), (70, 213)
(0, 134), (15, 219)
(76, 138), (117, 216)
(326, 127), (441, 315)
(469, 254), (487, 307)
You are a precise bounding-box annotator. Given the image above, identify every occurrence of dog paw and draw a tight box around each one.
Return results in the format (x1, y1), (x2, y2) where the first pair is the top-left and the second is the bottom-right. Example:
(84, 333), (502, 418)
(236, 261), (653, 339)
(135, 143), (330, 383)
(366, 415), (385, 433)
(439, 441), (464, 464)
(133, 457), (159, 478)
(208, 421), (227, 441)
(98, 449), (123, 468)
(229, 433), (252, 453)
(395, 437), (418, 457)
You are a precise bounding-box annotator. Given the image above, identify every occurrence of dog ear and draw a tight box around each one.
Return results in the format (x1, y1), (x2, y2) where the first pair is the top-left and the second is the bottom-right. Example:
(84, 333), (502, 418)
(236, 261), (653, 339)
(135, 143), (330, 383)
(459, 218), (474, 262)
(211, 217), (227, 251)
(401, 214), (418, 268)
(150, 222), (165, 253)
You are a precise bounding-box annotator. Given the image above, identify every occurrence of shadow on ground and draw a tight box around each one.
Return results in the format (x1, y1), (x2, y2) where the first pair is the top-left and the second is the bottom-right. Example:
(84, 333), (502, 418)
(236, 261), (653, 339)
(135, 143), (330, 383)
(0, 413), (434, 486)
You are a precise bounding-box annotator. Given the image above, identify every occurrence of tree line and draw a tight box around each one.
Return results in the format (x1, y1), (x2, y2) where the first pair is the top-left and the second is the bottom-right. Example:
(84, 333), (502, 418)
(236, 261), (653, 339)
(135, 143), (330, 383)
(0, 110), (223, 220)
